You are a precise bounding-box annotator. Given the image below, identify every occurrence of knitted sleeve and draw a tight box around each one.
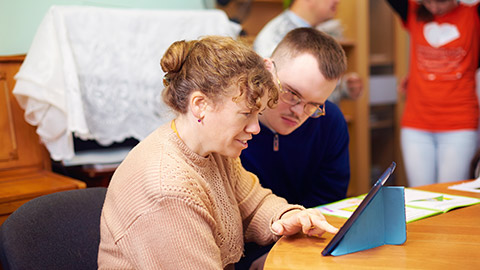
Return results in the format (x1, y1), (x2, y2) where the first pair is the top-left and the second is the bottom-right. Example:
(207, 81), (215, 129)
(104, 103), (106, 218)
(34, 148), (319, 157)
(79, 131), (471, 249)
(230, 158), (305, 245)
(114, 196), (224, 270)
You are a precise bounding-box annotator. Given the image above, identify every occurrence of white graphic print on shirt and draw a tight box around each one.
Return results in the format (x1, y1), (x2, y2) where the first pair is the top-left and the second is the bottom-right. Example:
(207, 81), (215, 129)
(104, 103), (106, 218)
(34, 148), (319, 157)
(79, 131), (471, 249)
(424, 22), (460, 48)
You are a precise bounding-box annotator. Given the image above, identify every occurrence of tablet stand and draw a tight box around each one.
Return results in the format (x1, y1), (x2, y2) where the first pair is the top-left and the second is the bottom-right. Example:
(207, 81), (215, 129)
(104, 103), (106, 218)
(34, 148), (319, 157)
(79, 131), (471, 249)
(330, 186), (406, 256)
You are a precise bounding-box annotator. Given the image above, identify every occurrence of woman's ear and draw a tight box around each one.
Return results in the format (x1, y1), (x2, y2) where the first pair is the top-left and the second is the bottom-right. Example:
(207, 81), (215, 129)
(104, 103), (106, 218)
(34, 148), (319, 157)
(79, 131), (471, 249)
(190, 91), (207, 120)
(264, 58), (275, 73)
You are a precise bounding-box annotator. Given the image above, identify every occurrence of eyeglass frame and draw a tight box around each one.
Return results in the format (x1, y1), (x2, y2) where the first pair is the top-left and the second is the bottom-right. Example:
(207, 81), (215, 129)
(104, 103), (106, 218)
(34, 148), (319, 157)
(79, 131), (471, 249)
(272, 61), (326, 118)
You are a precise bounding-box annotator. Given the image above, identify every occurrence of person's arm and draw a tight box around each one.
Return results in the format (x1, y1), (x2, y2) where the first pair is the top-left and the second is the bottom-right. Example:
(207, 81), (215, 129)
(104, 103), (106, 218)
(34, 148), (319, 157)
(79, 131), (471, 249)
(115, 196), (223, 270)
(386, 0), (409, 22)
(232, 159), (337, 245)
(232, 160), (304, 244)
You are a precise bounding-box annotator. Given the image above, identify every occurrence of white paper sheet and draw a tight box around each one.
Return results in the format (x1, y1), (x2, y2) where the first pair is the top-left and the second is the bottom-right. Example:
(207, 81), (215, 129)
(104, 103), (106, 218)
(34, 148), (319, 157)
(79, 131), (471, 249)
(448, 178), (480, 193)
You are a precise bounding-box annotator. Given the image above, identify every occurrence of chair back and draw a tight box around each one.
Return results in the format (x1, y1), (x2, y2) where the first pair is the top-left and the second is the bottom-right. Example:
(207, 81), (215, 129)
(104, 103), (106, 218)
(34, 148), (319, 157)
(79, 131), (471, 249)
(0, 187), (107, 270)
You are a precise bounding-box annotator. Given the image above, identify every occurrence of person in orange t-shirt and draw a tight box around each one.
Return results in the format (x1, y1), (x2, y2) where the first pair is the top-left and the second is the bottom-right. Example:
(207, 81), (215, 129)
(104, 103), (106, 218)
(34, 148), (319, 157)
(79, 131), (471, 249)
(386, 0), (480, 186)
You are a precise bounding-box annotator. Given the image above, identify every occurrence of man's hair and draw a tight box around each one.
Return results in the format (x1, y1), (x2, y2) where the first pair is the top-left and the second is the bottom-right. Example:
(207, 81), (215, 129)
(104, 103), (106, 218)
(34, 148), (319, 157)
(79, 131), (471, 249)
(271, 27), (347, 80)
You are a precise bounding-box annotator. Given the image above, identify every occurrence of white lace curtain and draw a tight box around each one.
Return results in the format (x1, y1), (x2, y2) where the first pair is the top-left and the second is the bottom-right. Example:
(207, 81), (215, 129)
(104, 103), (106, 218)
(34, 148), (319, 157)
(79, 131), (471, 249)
(13, 6), (241, 161)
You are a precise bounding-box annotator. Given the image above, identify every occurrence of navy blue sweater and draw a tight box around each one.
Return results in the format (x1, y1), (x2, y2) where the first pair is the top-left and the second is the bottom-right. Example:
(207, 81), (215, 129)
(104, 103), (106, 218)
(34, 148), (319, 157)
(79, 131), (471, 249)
(240, 100), (350, 208)
(236, 100), (350, 270)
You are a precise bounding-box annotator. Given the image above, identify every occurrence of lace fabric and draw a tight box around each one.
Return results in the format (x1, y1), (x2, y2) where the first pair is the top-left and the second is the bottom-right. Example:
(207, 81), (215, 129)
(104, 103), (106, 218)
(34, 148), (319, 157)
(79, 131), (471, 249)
(13, 6), (241, 161)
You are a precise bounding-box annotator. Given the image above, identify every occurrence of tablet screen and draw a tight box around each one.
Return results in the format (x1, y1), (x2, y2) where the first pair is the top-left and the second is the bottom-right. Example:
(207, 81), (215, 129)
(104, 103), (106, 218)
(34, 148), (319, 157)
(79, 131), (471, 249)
(321, 161), (396, 256)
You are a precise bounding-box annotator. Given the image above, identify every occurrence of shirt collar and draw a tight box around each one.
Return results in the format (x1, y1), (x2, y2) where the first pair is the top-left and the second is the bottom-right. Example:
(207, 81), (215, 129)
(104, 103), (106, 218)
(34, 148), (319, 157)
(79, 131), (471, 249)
(285, 10), (312, 28)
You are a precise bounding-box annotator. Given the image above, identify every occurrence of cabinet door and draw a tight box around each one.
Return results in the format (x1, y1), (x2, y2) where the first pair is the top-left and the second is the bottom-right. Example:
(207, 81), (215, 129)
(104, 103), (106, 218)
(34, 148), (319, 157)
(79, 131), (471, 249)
(336, 0), (371, 195)
(0, 56), (48, 174)
(0, 71), (18, 162)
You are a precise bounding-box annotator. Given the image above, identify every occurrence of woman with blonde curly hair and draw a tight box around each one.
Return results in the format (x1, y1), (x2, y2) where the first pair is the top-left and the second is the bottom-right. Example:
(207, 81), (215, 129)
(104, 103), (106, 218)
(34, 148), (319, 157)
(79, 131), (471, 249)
(98, 36), (338, 270)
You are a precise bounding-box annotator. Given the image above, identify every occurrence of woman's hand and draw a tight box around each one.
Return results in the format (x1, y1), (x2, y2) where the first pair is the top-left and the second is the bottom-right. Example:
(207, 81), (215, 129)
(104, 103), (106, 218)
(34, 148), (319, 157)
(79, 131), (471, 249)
(271, 208), (338, 238)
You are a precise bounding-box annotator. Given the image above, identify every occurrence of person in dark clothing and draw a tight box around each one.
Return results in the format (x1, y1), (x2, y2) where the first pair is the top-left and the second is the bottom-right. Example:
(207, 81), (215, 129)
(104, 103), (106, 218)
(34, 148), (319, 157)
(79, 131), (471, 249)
(237, 27), (349, 270)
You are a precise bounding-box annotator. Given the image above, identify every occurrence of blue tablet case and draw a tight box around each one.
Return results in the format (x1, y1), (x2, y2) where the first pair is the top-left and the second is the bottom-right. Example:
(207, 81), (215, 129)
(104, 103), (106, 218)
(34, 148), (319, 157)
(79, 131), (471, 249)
(330, 186), (407, 256)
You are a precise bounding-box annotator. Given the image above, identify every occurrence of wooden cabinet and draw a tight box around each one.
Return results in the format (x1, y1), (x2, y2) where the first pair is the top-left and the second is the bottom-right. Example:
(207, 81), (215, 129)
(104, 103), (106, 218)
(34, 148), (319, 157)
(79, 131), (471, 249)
(336, 0), (371, 195)
(0, 55), (86, 225)
(392, 11), (409, 186)
(219, 0), (371, 196)
(368, 0), (409, 186)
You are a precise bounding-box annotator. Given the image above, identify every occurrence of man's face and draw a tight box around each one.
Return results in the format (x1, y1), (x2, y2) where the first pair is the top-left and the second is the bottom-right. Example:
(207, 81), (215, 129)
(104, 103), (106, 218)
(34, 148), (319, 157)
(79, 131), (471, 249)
(311, 0), (341, 25)
(260, 53), (338, 135)
(422, 0), (457, 16)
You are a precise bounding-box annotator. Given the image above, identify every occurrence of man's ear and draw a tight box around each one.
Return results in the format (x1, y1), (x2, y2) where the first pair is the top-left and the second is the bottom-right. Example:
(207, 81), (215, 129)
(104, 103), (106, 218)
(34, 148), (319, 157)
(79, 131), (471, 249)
(190, 90), (208, 119)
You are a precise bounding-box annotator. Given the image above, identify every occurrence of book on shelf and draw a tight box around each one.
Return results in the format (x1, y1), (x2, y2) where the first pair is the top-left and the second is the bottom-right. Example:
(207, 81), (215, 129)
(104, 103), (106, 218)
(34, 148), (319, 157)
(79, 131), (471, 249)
(316, 188), (480, 223)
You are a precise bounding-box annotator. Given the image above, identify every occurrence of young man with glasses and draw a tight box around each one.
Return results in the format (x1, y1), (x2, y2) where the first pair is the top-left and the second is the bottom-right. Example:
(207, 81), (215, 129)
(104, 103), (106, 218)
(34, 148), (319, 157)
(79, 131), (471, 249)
(253, 0), (363, 104)
(237, 27), (348, 270)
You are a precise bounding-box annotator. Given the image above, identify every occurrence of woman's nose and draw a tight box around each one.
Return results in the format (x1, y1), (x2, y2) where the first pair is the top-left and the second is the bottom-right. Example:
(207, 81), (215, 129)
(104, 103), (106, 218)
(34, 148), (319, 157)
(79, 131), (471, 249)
(246, 118), (261, 135)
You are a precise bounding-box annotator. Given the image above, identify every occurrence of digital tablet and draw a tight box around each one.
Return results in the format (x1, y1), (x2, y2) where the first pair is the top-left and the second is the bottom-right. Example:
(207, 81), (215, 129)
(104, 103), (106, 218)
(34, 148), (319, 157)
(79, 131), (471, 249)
(321, 161), (397, 256)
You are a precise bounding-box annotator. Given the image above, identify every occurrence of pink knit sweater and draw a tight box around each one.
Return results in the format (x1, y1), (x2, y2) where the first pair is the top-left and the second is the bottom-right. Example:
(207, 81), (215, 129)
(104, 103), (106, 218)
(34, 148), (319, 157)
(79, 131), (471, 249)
(98, 124), (303, 269)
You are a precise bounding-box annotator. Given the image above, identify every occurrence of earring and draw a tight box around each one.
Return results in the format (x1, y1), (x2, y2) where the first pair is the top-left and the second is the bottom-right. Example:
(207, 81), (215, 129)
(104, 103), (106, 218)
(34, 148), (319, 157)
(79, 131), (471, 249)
(197, 118), (202, 123)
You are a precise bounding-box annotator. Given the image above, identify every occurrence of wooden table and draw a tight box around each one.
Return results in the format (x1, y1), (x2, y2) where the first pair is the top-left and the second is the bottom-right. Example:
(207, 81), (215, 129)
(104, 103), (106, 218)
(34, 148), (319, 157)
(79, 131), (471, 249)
(264, 181), (480, 269)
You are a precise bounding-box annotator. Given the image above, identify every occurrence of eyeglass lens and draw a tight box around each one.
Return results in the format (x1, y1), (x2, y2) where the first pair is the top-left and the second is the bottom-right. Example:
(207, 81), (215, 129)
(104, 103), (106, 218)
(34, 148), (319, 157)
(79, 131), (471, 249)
(279, 90), (324, 118)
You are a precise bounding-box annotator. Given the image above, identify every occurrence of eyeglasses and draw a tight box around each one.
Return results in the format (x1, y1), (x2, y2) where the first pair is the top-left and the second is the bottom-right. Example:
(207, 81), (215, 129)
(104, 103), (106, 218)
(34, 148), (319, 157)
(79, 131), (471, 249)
(272, 61), (326, 118)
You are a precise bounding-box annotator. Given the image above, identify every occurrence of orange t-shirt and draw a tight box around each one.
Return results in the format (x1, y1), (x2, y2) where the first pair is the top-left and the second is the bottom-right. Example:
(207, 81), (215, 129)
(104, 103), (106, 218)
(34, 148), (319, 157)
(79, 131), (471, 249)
(402, 1), (480, 131)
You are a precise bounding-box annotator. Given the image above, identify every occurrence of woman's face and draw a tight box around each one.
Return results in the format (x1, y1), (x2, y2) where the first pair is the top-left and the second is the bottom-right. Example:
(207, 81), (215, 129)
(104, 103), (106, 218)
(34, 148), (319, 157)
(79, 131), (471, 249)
(201, 86), (268, 158)
(422, 0), (458, 16)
